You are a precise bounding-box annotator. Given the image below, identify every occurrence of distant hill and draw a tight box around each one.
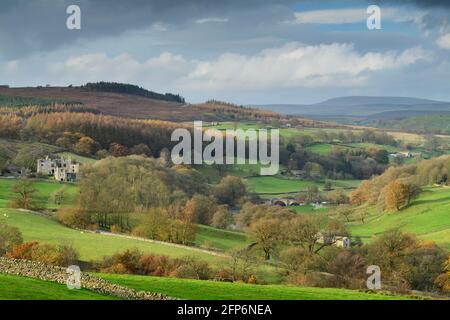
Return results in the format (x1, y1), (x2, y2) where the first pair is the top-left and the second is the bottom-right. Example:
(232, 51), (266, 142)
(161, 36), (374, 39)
(0, 86), (285, 123)
(378, 115), (450, 134)
(257, 96), (450, 120)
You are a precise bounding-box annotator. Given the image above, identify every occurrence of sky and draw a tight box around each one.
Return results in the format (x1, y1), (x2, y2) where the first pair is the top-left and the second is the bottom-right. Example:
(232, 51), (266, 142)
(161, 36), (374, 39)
(1, 0), (450, 104)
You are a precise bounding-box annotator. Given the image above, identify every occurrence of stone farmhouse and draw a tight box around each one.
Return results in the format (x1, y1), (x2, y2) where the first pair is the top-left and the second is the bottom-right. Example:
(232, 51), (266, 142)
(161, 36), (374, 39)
(317, 233), (351, 249)
(37, 156), (80, 182)
(389, 151), (421, 159)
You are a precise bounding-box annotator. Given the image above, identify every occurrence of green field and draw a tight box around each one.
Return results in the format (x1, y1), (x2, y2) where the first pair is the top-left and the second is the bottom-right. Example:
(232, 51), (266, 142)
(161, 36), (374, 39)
(98, 273), (409, 300)
(246, 176), (359, 194)
(0, 274), (115, 300)
(0, 178), (78, 209)
(306, 144), (336, 155)
(291, 204), (331, 215)
(209, 122), (357, 140)
(345, 142), (400, 153)
(0, 209), (228, 264)
(196, 225), (248, 251)
(349, 187), (450, 250)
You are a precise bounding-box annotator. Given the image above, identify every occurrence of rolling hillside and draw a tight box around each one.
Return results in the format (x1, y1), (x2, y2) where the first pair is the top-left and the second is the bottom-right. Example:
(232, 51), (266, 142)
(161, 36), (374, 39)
(258, 96), (450, 125)
(0, 178), (78, 209)
(258, 96), (450, 117)
(0, 274), (116, 300)
(0, 208), (228, 264)
(379, 115), (450, 135)
(0, 86), (285, 123)
(349, 187), (450, 250)
(99, 274), (410, 300)
(0, 86), (190, 121)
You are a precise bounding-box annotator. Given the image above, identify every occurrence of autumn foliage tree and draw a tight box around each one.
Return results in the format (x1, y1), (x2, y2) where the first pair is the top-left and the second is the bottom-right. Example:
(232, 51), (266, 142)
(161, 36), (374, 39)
(436, 255), (450, 292)
(0, 222), (23, 255)
(10, 180), (43, 210)
(249, 218), (282, 260)
(382, 181), (410, 211)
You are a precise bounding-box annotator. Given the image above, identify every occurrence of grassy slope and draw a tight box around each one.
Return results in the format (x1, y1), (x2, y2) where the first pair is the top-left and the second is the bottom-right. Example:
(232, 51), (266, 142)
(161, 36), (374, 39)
(0, 274), (115, 300)
(306, 144), (335, 155)
(246, 176), (360, 194)
(0, 178), (78, 209)
(0, 209), (227, 265)
(292, 204), (330, 215)
(196, 225), (248, 251)
(98, 274), (408, 300)
(349, 187), (450, 250)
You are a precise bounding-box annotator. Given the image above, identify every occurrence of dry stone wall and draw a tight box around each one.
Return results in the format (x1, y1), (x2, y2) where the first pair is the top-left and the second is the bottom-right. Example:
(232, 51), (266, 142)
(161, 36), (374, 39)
(0, 257), (173, 300)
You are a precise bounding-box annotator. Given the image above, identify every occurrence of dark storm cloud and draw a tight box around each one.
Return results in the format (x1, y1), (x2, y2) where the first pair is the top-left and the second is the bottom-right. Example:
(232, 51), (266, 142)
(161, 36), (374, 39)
(0, 0), (298, 59)
(374, 0), (450, 7)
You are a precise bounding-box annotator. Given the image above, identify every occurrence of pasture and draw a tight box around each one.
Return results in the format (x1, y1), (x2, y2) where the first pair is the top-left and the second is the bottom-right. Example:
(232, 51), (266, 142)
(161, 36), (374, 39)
(0, 209), (228, 265)
(98, 273), (410, 300)
(349, 187), (450, 250)
(246, 176), (359, 194)
(0, 178), (78, 209)
(0, 274), (115, 300)
(196, 225), (248, 251)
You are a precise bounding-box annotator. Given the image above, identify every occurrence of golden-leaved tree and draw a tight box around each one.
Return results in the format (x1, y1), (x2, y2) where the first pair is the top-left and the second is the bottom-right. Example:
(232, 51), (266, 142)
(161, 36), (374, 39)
(382, 180), (410, 211)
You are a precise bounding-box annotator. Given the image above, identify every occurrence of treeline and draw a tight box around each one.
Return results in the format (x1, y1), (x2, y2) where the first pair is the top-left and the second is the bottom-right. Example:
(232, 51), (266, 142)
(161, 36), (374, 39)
(81, 82), (185, 104)
(374, 115), (450, 135)
(0, 94), (82, 107)
(285, 129), (398, 147)
(0, 104), (100, 118)
(278, 129), (400, 180)
(281, 144), (387, 180)
(57, 157), (249, 245)
(0, 140), (62, 173)
(229, 202), (449, 293)
(0, 112), (184, 159)
(198, 101), (281, 121)
(350, 155), (450, 210)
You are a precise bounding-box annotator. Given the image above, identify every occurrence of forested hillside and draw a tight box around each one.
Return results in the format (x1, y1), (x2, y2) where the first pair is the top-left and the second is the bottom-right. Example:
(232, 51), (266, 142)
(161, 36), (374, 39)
(81, 82), (185, 103)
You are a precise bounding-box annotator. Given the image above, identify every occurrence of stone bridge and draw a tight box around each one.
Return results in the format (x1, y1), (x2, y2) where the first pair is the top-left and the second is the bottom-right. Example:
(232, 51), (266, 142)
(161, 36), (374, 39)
(270, 198), (301, 207)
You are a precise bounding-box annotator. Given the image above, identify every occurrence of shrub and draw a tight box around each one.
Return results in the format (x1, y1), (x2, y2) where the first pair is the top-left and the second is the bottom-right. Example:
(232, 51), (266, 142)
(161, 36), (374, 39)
(211, 205), (233, 229)
(139, 254), (174, 275)
(5, 241), (80, 267)
(247, 275), (257, 284)
(30, 244), (61, 265)
(56, 208), (90, 229)
(110, 224), (122, 234)
(99, 249), (213, 280)
(5, 241), (38, 260)
(101, 249), (142, 274)
(170, 257), (211, 280)
(101, 263), (128, 274)
(0, 222), (23, 255)
(327, 250), (366, 289)
(57, 243), (80, 266)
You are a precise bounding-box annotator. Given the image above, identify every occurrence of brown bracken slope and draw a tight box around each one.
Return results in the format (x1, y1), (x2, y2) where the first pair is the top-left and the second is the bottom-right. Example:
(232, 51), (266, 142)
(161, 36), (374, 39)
(0, 87), (196, 121)
(0, 86), (349, 129)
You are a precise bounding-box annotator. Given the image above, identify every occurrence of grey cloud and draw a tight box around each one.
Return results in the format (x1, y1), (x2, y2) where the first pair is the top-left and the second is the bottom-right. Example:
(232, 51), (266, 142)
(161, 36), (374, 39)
(0, 0), (297, 59)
